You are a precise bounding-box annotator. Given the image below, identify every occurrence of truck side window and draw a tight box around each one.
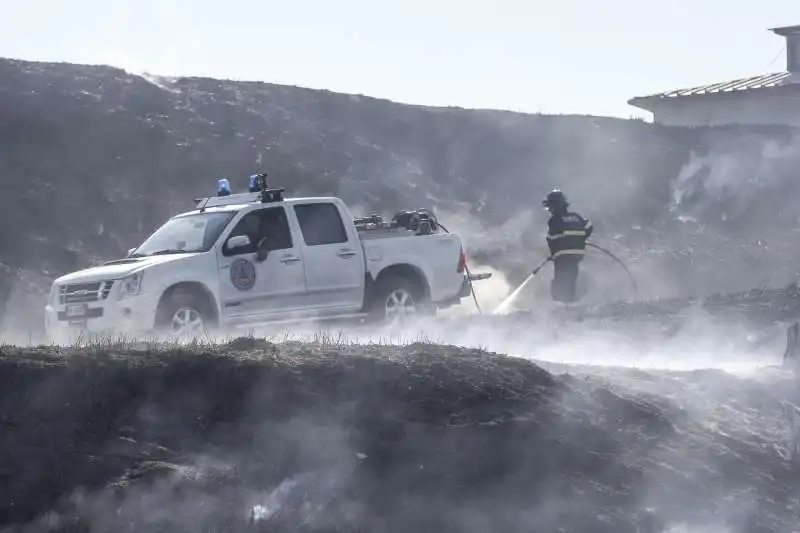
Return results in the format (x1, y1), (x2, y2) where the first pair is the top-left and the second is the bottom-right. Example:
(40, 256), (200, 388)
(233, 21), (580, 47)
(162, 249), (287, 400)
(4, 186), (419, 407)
(222, 206), (293, 256)
(293, 203), (348, 246)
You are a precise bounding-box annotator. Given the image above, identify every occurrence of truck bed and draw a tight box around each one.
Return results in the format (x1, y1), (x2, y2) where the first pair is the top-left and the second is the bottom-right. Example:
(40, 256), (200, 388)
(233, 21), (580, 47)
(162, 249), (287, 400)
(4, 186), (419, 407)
(356, 226), (421, 240)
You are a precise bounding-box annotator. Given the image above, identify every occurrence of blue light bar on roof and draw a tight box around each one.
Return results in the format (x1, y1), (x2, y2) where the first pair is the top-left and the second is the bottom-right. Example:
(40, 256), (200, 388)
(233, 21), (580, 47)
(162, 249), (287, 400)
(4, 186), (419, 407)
(248, 175), (259, 192)
(217, 178), (231, 196)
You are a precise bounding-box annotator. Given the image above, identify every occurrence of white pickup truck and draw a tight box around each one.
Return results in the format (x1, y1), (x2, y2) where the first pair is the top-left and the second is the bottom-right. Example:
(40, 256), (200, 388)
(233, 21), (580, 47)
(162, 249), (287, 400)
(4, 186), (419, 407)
(44, 180), (490, 343)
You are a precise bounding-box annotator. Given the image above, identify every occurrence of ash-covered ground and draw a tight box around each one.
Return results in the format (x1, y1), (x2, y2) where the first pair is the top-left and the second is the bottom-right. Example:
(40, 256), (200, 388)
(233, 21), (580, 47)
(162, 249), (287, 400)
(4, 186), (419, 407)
(3, 324), (800, 533)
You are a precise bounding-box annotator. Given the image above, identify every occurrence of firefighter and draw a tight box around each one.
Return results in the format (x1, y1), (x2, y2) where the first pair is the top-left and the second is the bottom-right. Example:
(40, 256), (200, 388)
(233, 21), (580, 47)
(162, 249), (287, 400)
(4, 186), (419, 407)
(542, 189), (593, 303)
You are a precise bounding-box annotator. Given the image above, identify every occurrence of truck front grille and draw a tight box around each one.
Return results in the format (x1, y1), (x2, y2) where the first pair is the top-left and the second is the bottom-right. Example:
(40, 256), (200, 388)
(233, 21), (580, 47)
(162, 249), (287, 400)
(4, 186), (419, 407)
(59, 281), (114, 305)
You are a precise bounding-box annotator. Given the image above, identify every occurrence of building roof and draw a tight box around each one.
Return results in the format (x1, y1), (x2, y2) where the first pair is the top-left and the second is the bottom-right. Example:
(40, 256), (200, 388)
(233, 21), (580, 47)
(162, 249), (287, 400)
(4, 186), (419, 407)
(770, 24), (800, 36)
(628, 71), (792, 111)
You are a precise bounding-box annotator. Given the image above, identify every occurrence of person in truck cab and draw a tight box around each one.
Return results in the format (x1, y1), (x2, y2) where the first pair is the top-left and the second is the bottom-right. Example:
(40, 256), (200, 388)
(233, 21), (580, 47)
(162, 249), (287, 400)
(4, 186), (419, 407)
(225, 209), (291, 256)
(241, 212), (263, 251)
(542, 189), (593, 303)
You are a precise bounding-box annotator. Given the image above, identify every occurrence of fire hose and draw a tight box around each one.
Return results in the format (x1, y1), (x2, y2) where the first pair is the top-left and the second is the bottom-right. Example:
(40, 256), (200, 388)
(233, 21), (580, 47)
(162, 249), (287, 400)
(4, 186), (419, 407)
(434, 221), (483, 314)
(529, 243), (637, 290)
(411, 212), (638, 313)
(586, 242), (639, 294)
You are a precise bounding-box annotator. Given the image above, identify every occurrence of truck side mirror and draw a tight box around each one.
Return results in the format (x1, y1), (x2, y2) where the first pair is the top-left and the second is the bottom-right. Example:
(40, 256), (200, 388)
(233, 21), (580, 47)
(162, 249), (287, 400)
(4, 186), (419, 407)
(226, 235), (252, 251)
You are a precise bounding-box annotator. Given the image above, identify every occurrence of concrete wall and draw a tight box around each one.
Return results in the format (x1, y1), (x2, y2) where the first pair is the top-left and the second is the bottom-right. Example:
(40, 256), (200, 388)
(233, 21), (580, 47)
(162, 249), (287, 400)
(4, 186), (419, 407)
(646, 87), (800, 128)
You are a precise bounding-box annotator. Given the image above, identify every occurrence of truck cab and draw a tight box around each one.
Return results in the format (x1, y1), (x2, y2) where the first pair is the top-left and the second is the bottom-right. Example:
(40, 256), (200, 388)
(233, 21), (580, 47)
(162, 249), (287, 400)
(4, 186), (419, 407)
(213, 195), (370, 322)
(44, 176), (488, 343)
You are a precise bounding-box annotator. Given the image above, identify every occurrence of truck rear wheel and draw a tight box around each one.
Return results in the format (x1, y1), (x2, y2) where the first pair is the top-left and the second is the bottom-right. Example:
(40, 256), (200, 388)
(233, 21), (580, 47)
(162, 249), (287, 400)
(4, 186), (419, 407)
(154, 289), (217, 339)
(369, 276), (432, 320)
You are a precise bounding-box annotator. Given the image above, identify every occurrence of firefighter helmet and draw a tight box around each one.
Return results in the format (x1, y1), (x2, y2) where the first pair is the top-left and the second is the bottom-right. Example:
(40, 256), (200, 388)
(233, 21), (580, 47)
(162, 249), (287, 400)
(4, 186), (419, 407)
(542, 189), (569, 210)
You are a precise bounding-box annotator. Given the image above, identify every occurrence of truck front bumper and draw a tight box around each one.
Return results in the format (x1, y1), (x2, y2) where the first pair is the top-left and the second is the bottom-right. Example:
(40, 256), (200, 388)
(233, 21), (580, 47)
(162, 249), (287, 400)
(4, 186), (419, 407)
(44, 291), (162, 344)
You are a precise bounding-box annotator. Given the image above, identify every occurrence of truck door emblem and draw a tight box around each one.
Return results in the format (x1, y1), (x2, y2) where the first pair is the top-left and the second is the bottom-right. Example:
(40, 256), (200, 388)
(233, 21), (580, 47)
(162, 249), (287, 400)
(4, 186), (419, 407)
(230, 258), (256, 291)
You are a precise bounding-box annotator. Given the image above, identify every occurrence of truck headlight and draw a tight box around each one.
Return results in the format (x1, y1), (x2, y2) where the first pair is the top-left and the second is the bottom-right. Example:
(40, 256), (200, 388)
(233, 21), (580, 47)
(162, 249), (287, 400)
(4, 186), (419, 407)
(118, 271), (144, 300)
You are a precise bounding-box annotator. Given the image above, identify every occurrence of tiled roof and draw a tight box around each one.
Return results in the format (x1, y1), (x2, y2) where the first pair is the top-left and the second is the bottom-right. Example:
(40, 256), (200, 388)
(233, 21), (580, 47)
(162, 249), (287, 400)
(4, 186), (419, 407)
(628, 71), (793, 108)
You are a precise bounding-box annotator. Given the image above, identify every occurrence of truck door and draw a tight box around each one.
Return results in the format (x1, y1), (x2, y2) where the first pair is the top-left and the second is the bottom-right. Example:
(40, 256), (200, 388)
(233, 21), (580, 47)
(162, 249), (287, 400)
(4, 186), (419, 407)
(217, 205), (307, 321)
(291, 201), (365, 312)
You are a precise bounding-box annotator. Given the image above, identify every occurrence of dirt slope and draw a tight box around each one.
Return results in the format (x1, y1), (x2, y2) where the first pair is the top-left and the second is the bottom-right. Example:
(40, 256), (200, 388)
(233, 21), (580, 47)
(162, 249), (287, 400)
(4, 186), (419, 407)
(2, 338), (800, 532)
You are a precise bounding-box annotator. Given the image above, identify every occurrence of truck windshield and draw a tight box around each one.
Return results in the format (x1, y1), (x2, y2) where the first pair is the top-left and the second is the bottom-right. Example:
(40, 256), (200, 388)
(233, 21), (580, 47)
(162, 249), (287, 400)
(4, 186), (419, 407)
(130, 211), (236, 257)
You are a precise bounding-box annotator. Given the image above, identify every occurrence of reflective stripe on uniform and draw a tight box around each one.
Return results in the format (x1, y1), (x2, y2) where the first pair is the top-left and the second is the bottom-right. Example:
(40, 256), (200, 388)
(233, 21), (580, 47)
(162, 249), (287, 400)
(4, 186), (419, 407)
(552, 249), (585, 258)
(547, 229), (588, 240)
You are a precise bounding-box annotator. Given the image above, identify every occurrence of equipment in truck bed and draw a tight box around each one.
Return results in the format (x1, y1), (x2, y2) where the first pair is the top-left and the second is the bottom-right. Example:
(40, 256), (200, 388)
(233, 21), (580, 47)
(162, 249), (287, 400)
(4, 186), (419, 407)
(354, 208), (441, 236)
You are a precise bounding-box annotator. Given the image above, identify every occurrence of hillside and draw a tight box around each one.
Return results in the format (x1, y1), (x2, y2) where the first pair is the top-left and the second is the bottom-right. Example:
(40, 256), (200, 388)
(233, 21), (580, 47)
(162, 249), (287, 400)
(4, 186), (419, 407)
(3, 338), (800, 532)
(0, 57), (673, 268)
(4, 57), (800, 331)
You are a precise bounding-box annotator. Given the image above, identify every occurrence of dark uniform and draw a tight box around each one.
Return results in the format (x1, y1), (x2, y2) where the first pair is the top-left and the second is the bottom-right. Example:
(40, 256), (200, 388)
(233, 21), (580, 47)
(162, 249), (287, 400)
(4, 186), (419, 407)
(542, 190), (593, 303)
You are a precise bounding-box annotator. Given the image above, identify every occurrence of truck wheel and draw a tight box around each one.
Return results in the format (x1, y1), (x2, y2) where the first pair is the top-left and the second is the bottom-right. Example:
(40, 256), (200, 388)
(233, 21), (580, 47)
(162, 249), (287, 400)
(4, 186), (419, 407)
(154, 289), (217, 339)
(370, 276), (431, 319)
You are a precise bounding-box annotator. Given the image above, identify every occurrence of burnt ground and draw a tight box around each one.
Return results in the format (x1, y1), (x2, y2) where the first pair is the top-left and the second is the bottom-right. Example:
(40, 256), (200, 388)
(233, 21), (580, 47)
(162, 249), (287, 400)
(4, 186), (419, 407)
(519, 283), (800, 327)
(2, 338), (800, 532)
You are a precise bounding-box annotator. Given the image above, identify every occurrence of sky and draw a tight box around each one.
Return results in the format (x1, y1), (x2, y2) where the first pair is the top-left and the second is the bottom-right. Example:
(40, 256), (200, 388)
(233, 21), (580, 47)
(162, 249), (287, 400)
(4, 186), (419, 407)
(1, 0), (798, 119)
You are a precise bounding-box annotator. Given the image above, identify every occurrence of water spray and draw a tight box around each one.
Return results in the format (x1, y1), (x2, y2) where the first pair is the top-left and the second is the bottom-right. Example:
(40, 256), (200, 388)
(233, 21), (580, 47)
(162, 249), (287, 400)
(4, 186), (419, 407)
(491, 242), (639, 315)
(492, 257), (551, 315)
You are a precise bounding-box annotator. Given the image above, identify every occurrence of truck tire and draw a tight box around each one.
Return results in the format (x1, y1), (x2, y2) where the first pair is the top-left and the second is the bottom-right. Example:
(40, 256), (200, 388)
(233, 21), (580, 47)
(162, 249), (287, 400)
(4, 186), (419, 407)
(369, 275), (432, 320)
(154, 289), (217, 339)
